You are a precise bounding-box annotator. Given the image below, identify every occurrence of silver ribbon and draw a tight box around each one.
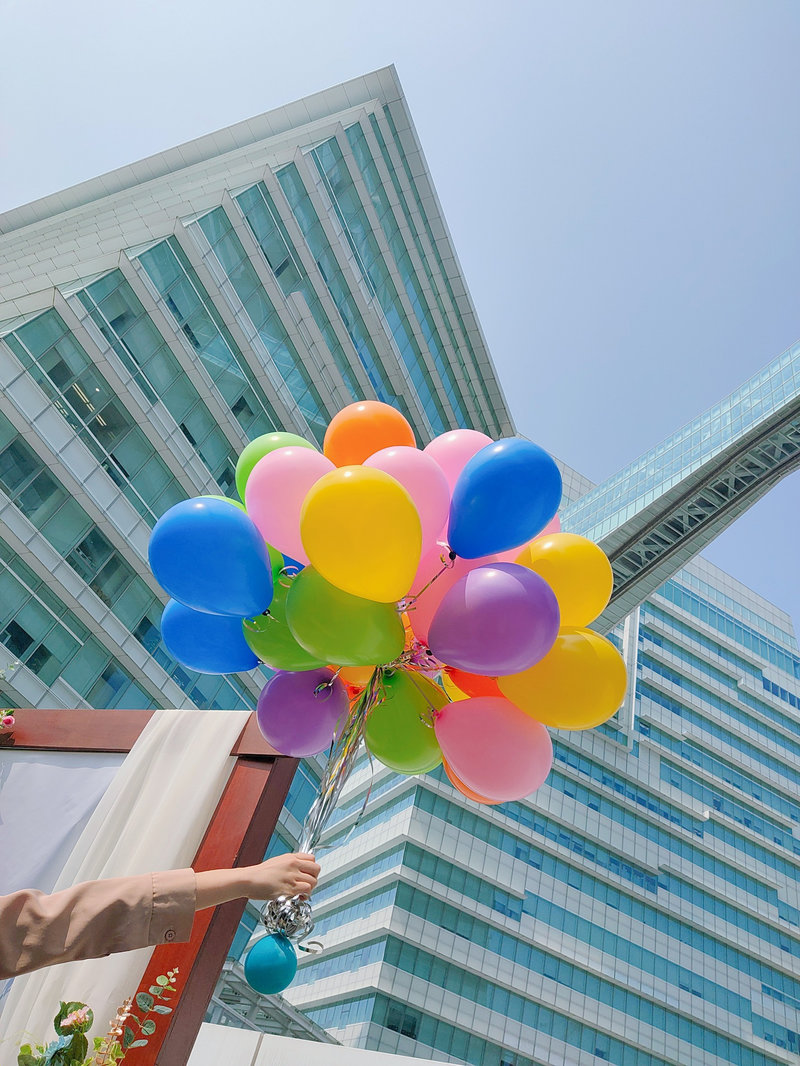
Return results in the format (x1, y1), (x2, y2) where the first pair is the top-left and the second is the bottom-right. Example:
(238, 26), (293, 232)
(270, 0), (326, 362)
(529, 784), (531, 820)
(260, 668), (386, 954)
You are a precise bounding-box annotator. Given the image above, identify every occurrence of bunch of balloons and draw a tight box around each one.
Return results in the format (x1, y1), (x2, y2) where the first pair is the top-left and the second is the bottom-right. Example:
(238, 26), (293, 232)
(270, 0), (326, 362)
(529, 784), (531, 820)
(148, 400), (626, 806)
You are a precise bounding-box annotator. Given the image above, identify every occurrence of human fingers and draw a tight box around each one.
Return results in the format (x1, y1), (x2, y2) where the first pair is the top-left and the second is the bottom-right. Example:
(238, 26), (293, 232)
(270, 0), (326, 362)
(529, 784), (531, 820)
(295, 857), (321, 877)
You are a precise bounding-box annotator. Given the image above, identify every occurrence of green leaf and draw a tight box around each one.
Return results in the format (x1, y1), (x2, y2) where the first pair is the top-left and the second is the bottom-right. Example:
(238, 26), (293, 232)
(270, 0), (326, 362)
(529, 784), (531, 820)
(128, 1040), (149, 1049)
(141, 1020), (156, 1036)
(135, 992), (154, 1014)
(92, 1039), (103, 1052)
(122, 1026), (135, 1051)
(155, 975), (169, 986)
(149, 985), (165, 996)
(152, 1004), (172, 1014)
(17, 1051), (40, 1066)
(65, 1033), (87, 1064)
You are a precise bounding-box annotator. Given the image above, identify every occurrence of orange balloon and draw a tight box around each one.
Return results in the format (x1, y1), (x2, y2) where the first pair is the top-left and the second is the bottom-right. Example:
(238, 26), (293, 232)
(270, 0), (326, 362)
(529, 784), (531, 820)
(446, 667), (501, 699)
(443, 759), (503, 805)
(338, 664), (376, 686)
(324, 401), (416, 467)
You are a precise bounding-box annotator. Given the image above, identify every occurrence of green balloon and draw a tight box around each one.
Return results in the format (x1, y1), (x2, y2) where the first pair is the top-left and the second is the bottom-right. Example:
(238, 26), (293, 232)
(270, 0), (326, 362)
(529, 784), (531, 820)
(266, 543), (287, 580)
(286, 568), (404, 668)
(365, 670), (445, 774)
(202, 494), (247, 511)
(235, 432), (316, 502)
(242, 580), (327, 671)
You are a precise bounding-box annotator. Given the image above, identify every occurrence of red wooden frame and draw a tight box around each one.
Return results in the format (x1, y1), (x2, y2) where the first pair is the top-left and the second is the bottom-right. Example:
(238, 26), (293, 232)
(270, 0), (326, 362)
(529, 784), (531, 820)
(3, 708), (298, 1065)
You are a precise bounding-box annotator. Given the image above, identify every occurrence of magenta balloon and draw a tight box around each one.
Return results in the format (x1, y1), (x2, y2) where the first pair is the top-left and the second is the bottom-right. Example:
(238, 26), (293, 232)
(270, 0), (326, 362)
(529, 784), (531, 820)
(428, 563), (560, 675)
(423, 429), (493, 494)
(256, 669), (348, 757)
(364, 446), (449, 555)
(434, 697), (553, 801)
(245, 447), (334, 565)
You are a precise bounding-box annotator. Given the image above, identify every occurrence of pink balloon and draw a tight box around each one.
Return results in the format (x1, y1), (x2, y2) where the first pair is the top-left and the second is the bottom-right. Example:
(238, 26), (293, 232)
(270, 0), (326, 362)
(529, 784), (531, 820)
(434, 697), (553, 801)
(535, 514), (562, 540)
(364, 446), (449, 555)
(423, 429), (493, 494)
(245, 447), (334, 565)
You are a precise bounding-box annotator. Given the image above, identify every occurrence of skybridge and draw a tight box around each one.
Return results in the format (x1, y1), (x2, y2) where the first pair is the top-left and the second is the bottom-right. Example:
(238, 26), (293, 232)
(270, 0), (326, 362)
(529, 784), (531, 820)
(562, 341), (800, 634)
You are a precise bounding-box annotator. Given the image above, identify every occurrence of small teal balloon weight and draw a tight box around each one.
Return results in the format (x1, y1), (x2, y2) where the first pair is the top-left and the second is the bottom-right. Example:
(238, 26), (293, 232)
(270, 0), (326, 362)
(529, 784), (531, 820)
(244, 933), (298, 994)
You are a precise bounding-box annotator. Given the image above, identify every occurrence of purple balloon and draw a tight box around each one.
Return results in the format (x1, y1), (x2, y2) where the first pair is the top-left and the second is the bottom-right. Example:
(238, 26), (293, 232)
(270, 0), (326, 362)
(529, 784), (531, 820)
(256, 669), (348, 757)
(428, 563), (560, 676)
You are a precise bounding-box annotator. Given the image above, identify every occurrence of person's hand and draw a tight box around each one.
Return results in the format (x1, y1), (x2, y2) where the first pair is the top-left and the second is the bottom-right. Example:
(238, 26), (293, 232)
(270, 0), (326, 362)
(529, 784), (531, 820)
(240, 852), (321, 900)
(194, 853), (321, 911)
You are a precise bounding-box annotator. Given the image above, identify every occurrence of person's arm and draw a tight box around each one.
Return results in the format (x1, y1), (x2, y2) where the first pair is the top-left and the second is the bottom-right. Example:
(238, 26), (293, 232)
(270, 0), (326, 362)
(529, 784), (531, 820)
(0, 852), (320, 980)
(195, 852), (320, 910)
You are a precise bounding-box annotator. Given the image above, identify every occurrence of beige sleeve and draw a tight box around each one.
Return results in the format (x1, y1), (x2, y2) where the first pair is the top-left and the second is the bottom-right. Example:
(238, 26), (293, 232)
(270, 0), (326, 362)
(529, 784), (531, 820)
(0, 869), (197, 979)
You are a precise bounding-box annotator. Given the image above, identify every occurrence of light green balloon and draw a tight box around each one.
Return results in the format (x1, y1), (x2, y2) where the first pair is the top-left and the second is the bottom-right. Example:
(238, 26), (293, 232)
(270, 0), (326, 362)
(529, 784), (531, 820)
(286, 567), (405, 668)
(365, 670), (445, 774)
(202, 494), (247, 510)
(235, 432), (316, 502)
(243, 580), (327, 672)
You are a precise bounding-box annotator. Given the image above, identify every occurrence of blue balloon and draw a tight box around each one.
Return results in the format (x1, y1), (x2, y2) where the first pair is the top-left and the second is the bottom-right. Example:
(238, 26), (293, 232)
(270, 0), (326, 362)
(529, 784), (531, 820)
(149, 498), (273, 617)
(448, 439), (562, 559)
(161, 599), (259, 674)
(244, 933), (297, 994)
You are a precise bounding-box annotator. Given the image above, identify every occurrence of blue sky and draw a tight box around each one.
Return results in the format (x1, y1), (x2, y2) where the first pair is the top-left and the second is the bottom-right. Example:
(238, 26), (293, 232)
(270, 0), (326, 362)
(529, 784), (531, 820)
(1, 0), (798, 629)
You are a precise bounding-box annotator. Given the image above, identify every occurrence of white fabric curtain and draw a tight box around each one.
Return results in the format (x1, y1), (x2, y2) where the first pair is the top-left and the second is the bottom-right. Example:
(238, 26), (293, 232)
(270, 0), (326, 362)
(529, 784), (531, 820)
(0, 708), (248, 1054)
(0, 748), (125, 1016)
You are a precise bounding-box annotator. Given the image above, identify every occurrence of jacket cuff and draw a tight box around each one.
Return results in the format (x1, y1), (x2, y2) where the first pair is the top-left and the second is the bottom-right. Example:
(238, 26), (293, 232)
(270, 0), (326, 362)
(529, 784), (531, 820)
(150, 868), (196, 946)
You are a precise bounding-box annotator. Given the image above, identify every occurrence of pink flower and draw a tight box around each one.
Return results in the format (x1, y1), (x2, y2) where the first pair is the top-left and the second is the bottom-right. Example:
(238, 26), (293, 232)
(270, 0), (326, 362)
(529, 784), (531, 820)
(62, 1006), (90, 1028)
(1, 716), (14, 728)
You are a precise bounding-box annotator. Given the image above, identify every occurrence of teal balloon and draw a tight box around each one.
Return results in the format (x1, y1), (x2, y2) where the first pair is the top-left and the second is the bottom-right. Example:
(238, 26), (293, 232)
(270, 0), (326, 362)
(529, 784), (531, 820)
(243, 580), (327, 672)
(244, 933), (297, 994)
(286, 568), (405, 667)
(364, 670), (445, 774)
(448, 438), (562, 559)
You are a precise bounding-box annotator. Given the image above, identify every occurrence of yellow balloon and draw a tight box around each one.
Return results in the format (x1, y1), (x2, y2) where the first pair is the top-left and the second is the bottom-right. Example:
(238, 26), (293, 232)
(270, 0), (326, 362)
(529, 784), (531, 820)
(499, 628), (626, 730)
(516, 533), (613, 627)
(300, 466), (422, 603)
(441, 672), (468, 702)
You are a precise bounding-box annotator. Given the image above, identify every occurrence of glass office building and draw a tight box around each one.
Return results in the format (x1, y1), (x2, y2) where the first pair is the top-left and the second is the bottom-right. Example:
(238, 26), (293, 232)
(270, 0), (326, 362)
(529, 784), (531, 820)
(285, 537), (800, 1066)
(0, 65), (511, 721)
(2, 68), (799, 1064)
